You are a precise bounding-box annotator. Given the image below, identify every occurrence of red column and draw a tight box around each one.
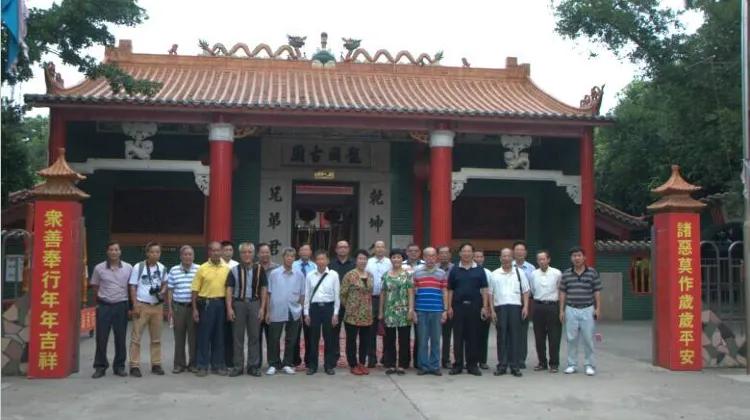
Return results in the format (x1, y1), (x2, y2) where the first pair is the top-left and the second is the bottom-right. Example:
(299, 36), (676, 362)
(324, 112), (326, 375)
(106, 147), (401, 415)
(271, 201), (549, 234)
(207, 123), (234, 242)
(429, 130), (455, 247)
(48, 111), (66, 164)
(579, 127), (596, 265)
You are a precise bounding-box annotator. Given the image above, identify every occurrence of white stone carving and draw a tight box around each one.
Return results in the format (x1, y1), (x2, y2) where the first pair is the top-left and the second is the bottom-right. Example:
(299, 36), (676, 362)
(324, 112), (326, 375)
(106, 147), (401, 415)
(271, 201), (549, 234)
(452, 179), (466, 201)
(452, 167), (581, 204)
(501, 135), (532, 170)
(195, 174), (210, 196)
(122, 122), (158, 160)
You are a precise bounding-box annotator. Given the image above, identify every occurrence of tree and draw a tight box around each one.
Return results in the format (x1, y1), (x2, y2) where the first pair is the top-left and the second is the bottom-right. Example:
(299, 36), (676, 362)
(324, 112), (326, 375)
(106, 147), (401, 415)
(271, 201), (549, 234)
(553, 0), (742, 214)
(1, 0), (161, 206)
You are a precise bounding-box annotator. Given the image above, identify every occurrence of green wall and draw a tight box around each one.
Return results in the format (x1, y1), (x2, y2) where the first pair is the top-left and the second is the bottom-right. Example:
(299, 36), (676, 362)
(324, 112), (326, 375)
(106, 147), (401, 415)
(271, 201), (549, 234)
(390, 142), (415, 240)
(597, 252), (653, 320)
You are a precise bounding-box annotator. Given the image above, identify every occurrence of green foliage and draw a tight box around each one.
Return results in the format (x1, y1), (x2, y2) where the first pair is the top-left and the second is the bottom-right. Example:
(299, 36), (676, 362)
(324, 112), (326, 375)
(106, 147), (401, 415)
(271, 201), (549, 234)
(1, 101), (34, 208)
(1, 0), (161, 95)
(554, 0), (742, 214)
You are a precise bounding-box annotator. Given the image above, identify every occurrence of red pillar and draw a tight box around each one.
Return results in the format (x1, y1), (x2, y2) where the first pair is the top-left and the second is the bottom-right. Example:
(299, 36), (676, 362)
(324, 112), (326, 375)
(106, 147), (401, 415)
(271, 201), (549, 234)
(207, 123), (234, 242)
(579, 127), (596, 265)
(429, 130), (455, 247)
(48, 111), (66, 164)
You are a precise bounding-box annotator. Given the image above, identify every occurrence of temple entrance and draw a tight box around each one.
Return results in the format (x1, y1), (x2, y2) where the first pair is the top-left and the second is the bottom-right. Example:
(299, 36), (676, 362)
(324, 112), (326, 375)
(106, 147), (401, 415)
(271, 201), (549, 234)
(291, 182), (358, 254)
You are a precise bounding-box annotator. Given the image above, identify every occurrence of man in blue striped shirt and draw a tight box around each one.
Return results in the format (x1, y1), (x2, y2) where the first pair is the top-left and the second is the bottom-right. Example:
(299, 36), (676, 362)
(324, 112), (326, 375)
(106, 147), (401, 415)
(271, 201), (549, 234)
(412, 247), (448, 375)
(167, 245), (199, 374)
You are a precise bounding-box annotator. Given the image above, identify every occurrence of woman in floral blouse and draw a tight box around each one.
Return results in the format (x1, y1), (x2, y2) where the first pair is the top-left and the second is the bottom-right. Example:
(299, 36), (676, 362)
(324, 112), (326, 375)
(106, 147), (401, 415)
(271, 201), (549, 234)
(340, 249), (374, 375)
(379, 249), (414, 375)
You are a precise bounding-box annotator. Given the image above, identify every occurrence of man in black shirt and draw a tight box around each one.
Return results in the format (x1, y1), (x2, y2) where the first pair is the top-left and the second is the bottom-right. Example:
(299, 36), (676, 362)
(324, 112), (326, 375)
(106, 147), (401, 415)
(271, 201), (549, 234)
(447, 243), (491, 376)
(329, 240), (356, 364)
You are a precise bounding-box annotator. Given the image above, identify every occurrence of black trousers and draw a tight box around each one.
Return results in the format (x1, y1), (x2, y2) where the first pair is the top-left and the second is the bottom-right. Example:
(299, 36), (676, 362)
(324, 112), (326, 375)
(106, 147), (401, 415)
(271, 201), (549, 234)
(224, 320), (234, 368)
(367, 296), (380, 364)
(412, 323), (420, 367)
(344, 322), (370, 367)
(292, 319), (307, 366)
(441, 317), (453, 366)
(495, 304), (521, 369)
(93, 301), (129, 370)
(533, 301), (562, 368)
(308, 302), (337, 370)
(519, 317), (530, 365)
(452, 300), (481, 370)
(333, 307), (345, 361)
(479, 318), (491, 365)
(259, 321), (268, 367)
(384, 326), (410, 369)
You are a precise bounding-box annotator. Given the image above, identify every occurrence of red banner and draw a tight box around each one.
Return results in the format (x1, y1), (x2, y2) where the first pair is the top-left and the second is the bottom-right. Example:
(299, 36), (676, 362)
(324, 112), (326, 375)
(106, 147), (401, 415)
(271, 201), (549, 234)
(28, 201), (82, 378)
(653, 212), (702, 370)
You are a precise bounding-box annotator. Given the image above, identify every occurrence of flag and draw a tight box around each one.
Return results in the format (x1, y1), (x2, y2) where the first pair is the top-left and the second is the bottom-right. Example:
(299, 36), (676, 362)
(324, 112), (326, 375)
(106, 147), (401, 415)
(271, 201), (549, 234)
(2, 0), (28, 73)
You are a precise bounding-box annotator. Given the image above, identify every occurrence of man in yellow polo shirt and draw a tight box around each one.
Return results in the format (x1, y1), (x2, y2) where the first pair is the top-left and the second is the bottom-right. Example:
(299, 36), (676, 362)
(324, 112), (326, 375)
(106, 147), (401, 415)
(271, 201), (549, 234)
(192, 241), (230, 377)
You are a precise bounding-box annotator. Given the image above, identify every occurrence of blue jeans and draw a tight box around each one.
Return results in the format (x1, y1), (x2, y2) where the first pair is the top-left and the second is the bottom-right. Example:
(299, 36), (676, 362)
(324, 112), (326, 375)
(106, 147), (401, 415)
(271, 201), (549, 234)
(417, 311), (442, 372)
(565, 305), (595, 368)
(196, 299), (226, 370)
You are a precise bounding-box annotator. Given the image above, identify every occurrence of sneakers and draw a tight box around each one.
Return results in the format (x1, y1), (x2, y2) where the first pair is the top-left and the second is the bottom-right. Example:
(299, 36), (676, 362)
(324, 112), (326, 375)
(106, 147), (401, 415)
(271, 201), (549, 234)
(585, 365), (596, 376)
(266, 366), (277, 376)
(282, 366), (295, 375)
(564, 366), (577, 374)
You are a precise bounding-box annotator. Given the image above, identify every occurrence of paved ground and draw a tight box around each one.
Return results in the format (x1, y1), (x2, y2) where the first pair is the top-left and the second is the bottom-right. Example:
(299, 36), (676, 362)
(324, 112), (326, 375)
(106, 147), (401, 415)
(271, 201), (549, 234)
(2, 321), (749, 420)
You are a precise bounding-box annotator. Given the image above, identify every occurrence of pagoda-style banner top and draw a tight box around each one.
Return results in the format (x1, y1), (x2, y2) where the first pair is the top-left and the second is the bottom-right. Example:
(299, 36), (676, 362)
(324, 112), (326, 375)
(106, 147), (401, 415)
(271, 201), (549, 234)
(27, 38), (609, 124)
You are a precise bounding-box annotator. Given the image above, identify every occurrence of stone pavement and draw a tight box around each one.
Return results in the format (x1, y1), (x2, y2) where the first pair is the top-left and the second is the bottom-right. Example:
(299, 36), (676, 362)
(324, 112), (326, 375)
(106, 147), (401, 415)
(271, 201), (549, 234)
(2, 321), (749, 420)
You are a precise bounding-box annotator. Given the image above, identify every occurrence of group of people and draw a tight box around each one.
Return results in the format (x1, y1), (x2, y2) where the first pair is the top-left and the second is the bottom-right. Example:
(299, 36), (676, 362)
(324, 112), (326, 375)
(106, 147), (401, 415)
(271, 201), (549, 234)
(90, 238), (602, 379)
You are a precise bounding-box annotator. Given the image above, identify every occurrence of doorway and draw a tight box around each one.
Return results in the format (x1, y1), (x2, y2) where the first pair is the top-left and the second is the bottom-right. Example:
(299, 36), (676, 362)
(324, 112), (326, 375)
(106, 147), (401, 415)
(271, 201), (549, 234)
(291, 182), (358, 254)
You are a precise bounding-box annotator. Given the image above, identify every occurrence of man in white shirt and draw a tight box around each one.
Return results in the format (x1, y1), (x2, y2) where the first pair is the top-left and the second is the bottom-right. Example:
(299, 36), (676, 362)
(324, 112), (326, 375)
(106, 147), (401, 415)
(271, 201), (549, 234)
(303, 250), (340, 375)
(512, 241), (536, 369)
(474, 249), (493, 370)
(221, 240), (239, 369)
(221, 241), (240, 269)
(365, 240), (391, 367)
(128, 242), (167, 377)
(490, 248), (529, 377)
(530, 250), (563, 373)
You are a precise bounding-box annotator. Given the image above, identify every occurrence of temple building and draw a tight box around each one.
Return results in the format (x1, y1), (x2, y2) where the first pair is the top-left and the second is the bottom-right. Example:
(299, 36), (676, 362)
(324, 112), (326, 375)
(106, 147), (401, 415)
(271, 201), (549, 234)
(24, 34), (609, 269)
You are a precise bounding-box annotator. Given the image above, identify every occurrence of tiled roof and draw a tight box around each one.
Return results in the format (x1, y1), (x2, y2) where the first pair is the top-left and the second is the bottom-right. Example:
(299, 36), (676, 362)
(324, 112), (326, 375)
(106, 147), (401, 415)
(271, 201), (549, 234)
(595, 240), (651, 253)
(26, 40), (609, 122)
(595, 200), (648, 229)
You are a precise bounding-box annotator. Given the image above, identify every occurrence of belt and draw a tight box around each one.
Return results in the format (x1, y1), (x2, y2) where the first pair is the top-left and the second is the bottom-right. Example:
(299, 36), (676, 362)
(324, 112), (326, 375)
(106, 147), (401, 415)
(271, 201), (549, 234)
(233, 297), (259, 302)
(458, 300), (478, 305)
(137, 300), (161, 306)
(198, 297), (224, 301)
(313, 301), (334, 306)
(534, 300), (559, 305)
(567, 303), (593, 309)
(98, 300), (127, 305)
(172, 301), (191, 306)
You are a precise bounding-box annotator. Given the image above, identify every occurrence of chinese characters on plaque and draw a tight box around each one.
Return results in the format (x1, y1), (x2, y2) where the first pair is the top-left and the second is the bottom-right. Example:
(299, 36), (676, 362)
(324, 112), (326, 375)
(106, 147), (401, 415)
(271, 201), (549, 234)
(282, 142), (371, 167)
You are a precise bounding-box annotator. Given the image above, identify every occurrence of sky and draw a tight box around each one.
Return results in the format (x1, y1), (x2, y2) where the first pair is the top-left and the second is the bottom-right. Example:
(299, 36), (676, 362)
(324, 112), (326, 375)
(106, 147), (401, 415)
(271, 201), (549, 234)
(7, 0), (703, 116)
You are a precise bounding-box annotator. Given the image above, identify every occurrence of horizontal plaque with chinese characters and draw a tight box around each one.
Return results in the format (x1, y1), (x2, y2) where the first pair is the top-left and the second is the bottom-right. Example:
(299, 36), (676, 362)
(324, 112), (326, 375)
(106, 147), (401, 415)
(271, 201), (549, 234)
(282, 142), (371, 167)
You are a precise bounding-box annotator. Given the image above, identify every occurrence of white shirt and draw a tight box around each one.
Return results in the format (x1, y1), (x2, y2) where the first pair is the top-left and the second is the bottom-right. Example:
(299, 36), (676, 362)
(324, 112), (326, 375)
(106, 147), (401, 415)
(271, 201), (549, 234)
(226, 259), (239, 270)
(489, 266), (530, 306)
(304, 268), (340, 316)
(366, 256), (392, 296)
(530, 267), (562, 302)
(128, 261), (167, 304)
(404, 259), (425, 274)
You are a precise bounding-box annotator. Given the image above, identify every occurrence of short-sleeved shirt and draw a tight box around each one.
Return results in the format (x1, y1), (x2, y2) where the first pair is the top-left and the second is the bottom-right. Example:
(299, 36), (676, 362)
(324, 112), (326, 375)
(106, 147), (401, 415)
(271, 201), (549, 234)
(128, 261), (167, 304)
(559, 266), (602, 308)
(340, 269), (374, 326)
(167, 263), (199, 303)
(512, 260), (536, 283)
(448, 262), (488, 304)
(489, 266), (530, 306)
(413, 266), (447, 312)
(267, 266), (306, 322)
(227, 263), (268, 300)
(191, 260), (230, 298)
(366, 256), (392, 296)
(90, 261), (133, 303)
(293, 259), (314, 278)
(530, 267), (562, 302)
(382, 270), (413, 328)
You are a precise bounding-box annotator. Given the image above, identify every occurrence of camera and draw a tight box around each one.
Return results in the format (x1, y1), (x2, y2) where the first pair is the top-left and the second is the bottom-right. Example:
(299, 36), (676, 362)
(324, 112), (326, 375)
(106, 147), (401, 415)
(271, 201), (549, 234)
(149, 286), (163, 302)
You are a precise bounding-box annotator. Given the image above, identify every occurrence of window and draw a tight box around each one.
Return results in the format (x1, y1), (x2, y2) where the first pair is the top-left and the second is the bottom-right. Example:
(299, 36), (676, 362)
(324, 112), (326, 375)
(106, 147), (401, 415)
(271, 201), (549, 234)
(110, 188), (205, 245)
(630, 256), (651, 294)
